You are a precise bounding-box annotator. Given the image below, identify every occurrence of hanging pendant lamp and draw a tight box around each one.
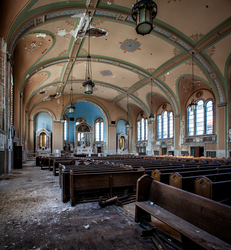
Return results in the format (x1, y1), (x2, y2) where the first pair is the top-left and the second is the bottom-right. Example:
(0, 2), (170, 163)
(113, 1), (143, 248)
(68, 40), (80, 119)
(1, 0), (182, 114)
(82, 11), (95, 94)
(126, 94), (130, 128)
(60, 91), (65, 123)
(149, 78), (155, 122)
(68, 73), (75, 114)
(189, 52), (197, 111)
(132, 0), (158, 35)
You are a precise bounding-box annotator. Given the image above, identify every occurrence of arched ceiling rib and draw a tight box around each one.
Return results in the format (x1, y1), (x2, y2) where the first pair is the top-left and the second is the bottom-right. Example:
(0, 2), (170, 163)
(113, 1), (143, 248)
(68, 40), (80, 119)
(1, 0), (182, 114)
(5, 0), (231, 118)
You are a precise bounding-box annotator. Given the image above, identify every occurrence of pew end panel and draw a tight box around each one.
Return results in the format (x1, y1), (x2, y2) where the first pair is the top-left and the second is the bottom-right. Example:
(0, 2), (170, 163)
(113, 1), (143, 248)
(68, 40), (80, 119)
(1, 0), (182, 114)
(135, 175), (231, 249)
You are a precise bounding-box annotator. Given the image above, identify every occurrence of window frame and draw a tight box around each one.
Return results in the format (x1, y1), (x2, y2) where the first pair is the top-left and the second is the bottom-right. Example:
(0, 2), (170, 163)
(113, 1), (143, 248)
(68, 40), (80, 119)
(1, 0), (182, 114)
(95, 118), (104, 142)
(187, 99), (214, 136)
(136, 117), (148, 141)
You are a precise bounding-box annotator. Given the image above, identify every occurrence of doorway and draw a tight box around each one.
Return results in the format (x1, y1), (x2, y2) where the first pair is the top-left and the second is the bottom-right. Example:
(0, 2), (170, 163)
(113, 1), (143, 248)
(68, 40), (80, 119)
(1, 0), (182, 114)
(161, 141), (167, 155)
(191, 147), (204, 157)
(97, 147), (102, 153)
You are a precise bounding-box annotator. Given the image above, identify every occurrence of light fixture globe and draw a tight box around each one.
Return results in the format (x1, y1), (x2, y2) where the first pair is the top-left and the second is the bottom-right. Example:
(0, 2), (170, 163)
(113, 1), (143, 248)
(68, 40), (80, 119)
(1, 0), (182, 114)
(125, 122), (130, 128)
(189, 99), (197, 111)
(82, 77), (95, 94)
(149, 113), (155, 122)
(132, 0), (157, 35)
(60, 117), (65, 123)
(68, 103), (75, 114)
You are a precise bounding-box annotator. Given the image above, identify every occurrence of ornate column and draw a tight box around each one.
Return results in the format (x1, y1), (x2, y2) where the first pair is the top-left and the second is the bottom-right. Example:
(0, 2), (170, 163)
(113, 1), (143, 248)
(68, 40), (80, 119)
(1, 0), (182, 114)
(217, 103), (227, 158)
(174, 114), (180, 156)
(147, 120), (154, 155)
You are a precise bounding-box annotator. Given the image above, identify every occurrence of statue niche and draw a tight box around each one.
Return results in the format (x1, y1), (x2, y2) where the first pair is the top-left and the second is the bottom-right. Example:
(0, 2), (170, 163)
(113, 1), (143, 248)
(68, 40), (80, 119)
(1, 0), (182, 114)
(74, 120), (93, 155)
(35, 124), (51, 155)
(117, 131), (128, 154)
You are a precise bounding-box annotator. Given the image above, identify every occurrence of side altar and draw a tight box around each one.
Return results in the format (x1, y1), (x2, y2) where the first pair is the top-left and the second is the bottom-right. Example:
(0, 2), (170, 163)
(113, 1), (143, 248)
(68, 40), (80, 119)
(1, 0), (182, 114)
(74, 120), (93, 155)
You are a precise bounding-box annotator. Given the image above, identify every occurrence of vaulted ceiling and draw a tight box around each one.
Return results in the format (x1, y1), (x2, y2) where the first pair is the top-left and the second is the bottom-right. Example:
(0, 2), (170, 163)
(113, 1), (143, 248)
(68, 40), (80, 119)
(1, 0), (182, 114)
(1, 0), (231, 120)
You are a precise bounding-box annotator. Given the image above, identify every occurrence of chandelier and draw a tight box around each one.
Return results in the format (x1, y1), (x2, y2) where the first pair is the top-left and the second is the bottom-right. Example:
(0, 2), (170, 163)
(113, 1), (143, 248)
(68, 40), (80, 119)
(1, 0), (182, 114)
(189, 52), (197, 111)
(68, 73), (75, 114)
(126, 94), (130, 128)
(132, 0), (158, 35)
(60, 92), (65, 123)
(82, 11), (95, 94)
(149, 78), (155, 122)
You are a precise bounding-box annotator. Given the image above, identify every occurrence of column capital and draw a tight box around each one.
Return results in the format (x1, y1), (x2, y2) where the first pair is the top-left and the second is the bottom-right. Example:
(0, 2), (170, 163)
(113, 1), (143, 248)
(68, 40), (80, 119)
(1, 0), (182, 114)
(217, 103), (227, 108)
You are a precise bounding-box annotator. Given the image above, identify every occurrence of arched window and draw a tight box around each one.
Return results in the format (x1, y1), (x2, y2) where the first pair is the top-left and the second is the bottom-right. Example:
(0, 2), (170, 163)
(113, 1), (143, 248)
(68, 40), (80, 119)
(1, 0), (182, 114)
(137, 117), (148, 141)
(95, 118), (104, 142)
(205, 101), (213, 134)
(157, 115), (162, 139)
(187, 99), (213, 136)
(162, 111), (168, 139)
(168, 112), (173, 138)
(195, 100), (204, 135)
(64, 120), (67, 141)
(137, 121), (140, 141)
(157, 111), (174, 139)
(76, 118), (83, 141)
(188, 107), (194, 136)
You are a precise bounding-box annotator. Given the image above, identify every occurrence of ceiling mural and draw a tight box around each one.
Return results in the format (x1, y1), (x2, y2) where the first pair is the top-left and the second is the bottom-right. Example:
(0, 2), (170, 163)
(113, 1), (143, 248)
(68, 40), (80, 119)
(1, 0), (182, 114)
(1, 0), (230, 120)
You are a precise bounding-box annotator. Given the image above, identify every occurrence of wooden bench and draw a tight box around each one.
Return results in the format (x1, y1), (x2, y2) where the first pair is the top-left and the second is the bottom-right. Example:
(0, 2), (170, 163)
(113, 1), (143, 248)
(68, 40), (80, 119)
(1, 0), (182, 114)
(70, 170), (145, 206)
(195, 176), (231, 205)
(151, 165), (225, 183)
(60, 164), (140, 203)
(135, 174), (231, 250)
(169, 170), (231, 193)
(52, 159), (75, 176)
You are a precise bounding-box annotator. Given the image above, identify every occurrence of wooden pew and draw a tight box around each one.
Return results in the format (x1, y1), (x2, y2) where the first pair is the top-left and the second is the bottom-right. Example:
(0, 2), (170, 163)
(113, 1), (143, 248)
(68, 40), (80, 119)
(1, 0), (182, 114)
(48, 156), (75, 171)
(52, 159), (75, 176)
(170, 171), (231, 193)
(40, 157), (49, 170)
(135, 175), (231, 250)
(195, 175), (231, 205)
(153, 165), (231, 184)
(69, 169), (145, 206)
(60, 164), (140, 203)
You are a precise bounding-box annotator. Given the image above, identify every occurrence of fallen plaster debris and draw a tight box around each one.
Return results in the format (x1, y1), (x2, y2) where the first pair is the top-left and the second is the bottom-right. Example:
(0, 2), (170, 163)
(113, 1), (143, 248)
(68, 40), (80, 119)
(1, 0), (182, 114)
(36, 34), (47, 38)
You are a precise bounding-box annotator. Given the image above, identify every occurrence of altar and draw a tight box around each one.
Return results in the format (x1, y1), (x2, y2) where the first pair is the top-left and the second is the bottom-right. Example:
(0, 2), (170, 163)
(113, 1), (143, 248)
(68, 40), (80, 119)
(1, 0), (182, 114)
(74, 120), (93, 155)
(117, 131), (129, 154)
(35, 124), (52, 156)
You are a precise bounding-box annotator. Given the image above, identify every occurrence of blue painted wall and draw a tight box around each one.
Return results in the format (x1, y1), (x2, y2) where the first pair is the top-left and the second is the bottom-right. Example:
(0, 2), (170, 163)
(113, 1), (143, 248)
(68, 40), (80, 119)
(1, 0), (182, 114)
(116, 119), (127, 135)
(35, 112), (52, 132)
(65, 102), (106, 142)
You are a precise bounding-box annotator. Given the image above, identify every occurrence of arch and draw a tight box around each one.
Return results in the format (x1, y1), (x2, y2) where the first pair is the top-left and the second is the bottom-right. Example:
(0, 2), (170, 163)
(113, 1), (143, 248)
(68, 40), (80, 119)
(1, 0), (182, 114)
(30, 108), (56, 121)
(62, 97), (110, 125)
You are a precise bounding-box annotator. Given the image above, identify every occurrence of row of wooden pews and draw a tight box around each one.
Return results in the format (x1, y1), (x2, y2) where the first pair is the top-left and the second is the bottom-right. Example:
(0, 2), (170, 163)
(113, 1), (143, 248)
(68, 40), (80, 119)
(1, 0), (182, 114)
(58, 161), (144, 206)
(38, 154), (231, 205)
(135, 175), (231, 250)
(37, 154), (231, 248)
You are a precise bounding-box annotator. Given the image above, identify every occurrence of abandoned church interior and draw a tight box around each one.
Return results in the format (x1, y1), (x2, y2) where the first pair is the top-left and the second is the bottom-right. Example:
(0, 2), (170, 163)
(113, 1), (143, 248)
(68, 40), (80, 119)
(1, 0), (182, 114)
(0, 0), (231, 249)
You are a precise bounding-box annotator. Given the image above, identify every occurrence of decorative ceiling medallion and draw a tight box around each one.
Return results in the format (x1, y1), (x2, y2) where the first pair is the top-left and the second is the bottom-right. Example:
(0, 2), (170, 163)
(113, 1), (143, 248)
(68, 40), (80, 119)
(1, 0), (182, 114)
(173, 47), (181, 56)
(80, 48), (87, 54)
(119, 38), (141, 53)
(58, 49), (68, 56)
(160, 75), (166, 82)
(92, 20), (105, 27)
(100, 70), (112, 76)
(190, 33), (204, 42)
(205, 45), (216, 57)
(147, 67), (155, 72)
(196, 91), (203, 98)
(93, 87), (99, 93)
